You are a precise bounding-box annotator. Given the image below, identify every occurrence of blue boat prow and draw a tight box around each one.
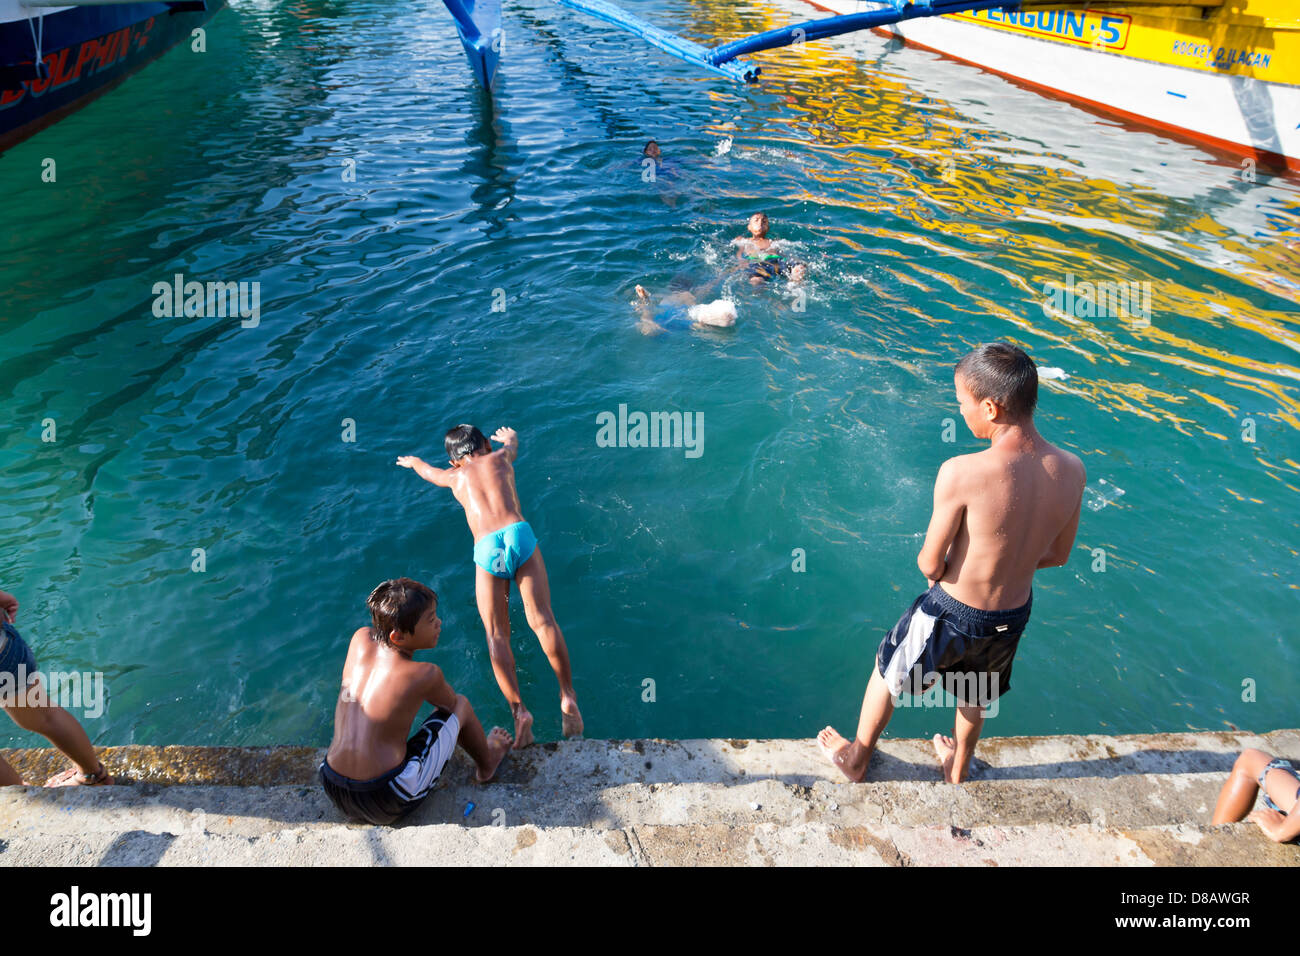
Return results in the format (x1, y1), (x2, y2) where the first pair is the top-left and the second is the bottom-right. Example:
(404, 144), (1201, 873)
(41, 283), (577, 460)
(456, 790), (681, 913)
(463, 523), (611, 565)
(443, 0), (502, 89)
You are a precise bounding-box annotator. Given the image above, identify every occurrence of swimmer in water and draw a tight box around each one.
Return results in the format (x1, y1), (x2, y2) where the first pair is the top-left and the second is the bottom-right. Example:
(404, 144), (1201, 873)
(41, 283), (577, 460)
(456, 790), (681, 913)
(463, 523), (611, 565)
(639, 139), (679, 206)
(732, 212), (785, 285)
(633, 281), (736, 335)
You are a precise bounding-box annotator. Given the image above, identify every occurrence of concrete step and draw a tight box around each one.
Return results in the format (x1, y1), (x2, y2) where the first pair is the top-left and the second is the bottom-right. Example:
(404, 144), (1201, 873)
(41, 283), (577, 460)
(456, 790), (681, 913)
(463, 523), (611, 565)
(0, 770), (1246, 835)
(2, 730), (1297, 866)
(0, 821), (1290, 867)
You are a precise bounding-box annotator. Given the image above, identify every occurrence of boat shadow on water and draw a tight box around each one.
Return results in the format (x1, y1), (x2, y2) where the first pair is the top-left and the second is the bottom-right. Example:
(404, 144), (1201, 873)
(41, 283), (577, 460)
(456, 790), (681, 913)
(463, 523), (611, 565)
(460, 80), (521, 235)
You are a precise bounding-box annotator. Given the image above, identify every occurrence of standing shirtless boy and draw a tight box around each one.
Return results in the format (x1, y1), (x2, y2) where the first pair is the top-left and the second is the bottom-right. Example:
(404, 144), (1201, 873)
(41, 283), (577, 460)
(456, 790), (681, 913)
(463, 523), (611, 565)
(818, 343), (1085, 784)
(397, 426), (582, 748)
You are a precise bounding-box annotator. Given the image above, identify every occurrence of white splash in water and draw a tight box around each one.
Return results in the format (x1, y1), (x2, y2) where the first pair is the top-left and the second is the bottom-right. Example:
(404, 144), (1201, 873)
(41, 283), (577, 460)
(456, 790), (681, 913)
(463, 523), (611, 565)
(714, 137), (733, 157)
(1085, 478), (1125, 512)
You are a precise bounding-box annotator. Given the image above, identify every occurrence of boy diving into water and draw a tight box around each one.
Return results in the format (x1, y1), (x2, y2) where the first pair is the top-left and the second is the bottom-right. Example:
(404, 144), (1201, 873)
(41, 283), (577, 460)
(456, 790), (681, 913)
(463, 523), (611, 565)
(818, 343), (1085, 784)
(397, 426), (582, 748)
(321, 578), (512, 825)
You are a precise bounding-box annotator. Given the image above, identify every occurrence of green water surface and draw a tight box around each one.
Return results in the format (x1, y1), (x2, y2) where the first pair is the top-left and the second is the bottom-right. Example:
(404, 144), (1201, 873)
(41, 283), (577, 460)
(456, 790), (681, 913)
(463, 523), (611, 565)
(1, 0), (1297, 748)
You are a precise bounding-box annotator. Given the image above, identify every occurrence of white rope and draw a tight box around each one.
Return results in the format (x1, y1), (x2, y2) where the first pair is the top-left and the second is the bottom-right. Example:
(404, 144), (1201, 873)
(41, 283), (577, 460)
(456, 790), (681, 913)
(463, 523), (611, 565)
(25, 9), (45, 78)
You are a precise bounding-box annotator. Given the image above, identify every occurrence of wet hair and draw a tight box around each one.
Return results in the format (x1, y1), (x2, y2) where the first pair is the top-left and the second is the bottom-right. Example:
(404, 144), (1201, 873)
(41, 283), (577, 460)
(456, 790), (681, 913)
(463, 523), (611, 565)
(445, 424), (489, 461)
(643, 140), (660, 158)
(366, 578), (436, 647)
(955, 342), (1038, 420)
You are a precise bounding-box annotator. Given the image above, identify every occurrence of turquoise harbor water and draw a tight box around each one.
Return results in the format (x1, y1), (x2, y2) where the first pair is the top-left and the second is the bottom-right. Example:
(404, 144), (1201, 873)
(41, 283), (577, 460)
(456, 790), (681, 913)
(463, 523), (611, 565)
(1, 0), (1297, 749)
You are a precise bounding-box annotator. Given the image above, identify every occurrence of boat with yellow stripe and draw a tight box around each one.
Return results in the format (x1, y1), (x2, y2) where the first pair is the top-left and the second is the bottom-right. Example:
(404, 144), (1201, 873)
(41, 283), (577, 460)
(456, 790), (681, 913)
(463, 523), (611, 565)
(788, 0), (1300, 171)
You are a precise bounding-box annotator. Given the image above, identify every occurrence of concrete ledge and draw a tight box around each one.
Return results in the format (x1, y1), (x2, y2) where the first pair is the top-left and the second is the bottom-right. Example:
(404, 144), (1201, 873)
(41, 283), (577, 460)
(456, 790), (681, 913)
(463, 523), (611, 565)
(2, 730), (1297, 866)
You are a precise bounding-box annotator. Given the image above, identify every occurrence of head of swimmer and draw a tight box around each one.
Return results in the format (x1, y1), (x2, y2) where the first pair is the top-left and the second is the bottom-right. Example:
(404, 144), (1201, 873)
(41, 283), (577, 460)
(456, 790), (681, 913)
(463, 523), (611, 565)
(445, 423), (490, 467)
(747, 212), (769, 238)
(954, 342), (1038, 439)
(367, 577), (441, 652)
(643, 140), (661, 161)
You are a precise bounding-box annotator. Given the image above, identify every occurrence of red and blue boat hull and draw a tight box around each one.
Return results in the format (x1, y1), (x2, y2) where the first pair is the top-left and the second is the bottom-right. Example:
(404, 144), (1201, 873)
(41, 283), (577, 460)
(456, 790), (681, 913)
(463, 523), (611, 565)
(0, 0), (225, 151)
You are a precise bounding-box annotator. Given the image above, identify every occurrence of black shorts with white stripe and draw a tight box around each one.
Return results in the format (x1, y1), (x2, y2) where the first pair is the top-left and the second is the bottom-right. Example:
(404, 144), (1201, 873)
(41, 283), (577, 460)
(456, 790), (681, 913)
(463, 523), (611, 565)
(876, 584), (1032, 707)
(320, 708), (461, 825)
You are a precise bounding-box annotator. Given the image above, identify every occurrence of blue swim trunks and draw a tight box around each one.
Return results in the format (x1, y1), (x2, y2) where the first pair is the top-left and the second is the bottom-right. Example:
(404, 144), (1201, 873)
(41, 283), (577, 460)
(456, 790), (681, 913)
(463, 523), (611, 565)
(473, 521), (538, 579)
(876, 584), (1032, 707)
(0, 621), (38, 686)
(655, 304), (696, 331)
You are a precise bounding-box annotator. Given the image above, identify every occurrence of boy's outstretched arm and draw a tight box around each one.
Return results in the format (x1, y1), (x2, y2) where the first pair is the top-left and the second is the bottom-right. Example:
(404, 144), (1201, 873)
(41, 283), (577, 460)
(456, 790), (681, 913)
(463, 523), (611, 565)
(918, 460), (964, 583)
(396, 456), (454, 486)
(491, 427), (519, 463)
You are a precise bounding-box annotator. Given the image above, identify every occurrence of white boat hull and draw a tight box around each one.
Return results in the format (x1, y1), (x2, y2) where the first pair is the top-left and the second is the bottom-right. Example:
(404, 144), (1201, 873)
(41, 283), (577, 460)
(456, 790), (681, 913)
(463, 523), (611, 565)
(791, 0), (1300, 171)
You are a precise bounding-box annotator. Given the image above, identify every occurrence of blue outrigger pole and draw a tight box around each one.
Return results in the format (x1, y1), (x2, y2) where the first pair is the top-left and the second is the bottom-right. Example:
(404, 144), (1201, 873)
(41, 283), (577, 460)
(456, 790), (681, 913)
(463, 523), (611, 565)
(559, 0), (1022, 83)
(443, 0), (503, 88)
(553, 0), (758, 82)
(440, 0), (1022, 87)
(706, 0), (1021, 75)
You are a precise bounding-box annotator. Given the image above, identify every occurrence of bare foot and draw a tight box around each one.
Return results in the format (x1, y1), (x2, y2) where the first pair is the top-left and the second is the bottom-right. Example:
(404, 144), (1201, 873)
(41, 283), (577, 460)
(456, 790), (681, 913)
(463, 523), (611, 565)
(45, 763), (114, 787)
(933, 734), (957, 783)
(816, 727), (867, 782)
(475, 727), (513, 783)
(512, 704), (534, 750)
(635, 284), (650, 301)
(561, 698), (584, 738)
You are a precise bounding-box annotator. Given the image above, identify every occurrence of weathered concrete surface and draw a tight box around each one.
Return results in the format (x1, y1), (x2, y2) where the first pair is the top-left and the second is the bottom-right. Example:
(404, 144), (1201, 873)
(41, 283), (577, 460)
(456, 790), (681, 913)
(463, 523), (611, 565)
(2, 730), (1297, 866)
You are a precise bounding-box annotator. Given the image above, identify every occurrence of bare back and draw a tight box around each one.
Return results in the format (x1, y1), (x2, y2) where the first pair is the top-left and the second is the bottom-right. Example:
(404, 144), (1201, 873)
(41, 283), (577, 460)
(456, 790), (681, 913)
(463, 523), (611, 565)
(449, 450), (525, 540)
(938, 437), (1085, 610)
(326, 629), (438, 780)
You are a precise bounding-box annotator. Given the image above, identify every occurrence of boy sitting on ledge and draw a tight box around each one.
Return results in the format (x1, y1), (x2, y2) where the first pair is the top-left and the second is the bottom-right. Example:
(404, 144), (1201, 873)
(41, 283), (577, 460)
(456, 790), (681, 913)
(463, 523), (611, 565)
(320, 578), (512, 826)
(1212, 748), (1300, 843)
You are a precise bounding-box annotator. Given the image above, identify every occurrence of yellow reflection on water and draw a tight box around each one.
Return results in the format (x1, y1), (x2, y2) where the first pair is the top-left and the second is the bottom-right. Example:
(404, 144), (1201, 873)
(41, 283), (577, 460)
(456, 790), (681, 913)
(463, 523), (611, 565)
(681, 0), (1300, 469)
